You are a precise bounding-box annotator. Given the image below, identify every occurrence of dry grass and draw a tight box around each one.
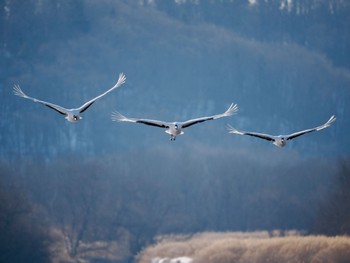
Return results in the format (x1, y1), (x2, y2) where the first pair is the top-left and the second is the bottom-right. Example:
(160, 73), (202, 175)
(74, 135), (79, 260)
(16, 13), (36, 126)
(137, 232), (350, 263)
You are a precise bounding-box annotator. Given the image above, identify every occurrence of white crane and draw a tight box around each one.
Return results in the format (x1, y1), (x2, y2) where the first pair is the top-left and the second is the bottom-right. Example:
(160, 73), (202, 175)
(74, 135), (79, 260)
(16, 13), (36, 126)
(112, 103), (238, 141)
(227, 115), (336, 147)
(14, 73), (126, 122)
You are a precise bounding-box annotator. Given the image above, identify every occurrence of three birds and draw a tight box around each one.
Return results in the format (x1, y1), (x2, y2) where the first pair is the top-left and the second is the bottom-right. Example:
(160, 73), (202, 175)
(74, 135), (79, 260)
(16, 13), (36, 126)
(13, 74), (336, 146)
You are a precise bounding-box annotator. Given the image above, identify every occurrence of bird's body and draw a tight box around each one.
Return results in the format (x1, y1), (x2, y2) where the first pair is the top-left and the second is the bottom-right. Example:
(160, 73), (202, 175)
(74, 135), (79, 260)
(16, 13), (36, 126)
(112, 103), (238, 141)
(165, 123), (184, 140)
(14, 73), (126, 122)
(227, 115), (336, 147)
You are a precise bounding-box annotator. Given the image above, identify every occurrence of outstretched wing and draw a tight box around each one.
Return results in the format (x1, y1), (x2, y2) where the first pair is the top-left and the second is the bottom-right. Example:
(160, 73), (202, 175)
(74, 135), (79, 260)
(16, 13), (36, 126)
(78, 73), (126, 113)
(13, 85), (68, 116)
(227, 124), (275, 142)
(111, 111), (169, 128)
(286, 115), (336, 141)
(182, 103), (238, 128)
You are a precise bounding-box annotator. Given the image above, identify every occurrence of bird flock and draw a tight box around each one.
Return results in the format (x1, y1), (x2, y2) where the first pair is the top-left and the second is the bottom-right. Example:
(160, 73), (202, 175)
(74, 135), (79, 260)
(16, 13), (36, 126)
(14, 73), (335, 147)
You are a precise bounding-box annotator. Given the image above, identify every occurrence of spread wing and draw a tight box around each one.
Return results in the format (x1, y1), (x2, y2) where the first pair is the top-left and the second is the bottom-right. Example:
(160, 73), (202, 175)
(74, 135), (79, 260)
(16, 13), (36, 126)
(181, 103), (238, 128)
(77, 73), (126, 113)
(13, 85), (68, 116)
(111, 111), (169, 128)
(286, 115), (336, 141)
(227, 124), (275, 142)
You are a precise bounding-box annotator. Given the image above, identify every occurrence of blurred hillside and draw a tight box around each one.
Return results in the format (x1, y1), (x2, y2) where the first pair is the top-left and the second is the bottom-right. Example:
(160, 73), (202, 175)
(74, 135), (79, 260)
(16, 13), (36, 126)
(1, 0), (349, 158)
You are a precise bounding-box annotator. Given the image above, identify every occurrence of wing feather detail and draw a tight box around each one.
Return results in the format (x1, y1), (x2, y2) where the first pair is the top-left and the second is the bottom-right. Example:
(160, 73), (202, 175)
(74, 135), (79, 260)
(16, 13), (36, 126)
(111, 111), (169, 128)
(286, 115), (336, 141)
(78, 73), (126, 113)
(227, 124), (275, 142)
(182, 103), (238, 128)
(13, 85), (68, 116)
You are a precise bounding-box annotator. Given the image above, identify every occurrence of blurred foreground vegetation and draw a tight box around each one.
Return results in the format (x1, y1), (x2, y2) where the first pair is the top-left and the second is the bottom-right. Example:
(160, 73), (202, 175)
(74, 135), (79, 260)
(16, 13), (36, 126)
(0, 153), (349, 262)
(137, 232), (350, 263)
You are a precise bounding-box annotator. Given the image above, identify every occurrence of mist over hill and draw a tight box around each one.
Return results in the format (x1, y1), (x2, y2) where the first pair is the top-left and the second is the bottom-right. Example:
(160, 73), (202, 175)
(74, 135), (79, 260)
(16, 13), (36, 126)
(1, 0), (349, 159)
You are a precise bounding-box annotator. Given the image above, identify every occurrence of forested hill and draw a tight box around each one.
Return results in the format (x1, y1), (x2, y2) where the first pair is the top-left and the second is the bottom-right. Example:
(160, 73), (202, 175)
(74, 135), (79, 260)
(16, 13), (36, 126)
(1, 0), (349, 159)
(155, 0), (350, 69)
